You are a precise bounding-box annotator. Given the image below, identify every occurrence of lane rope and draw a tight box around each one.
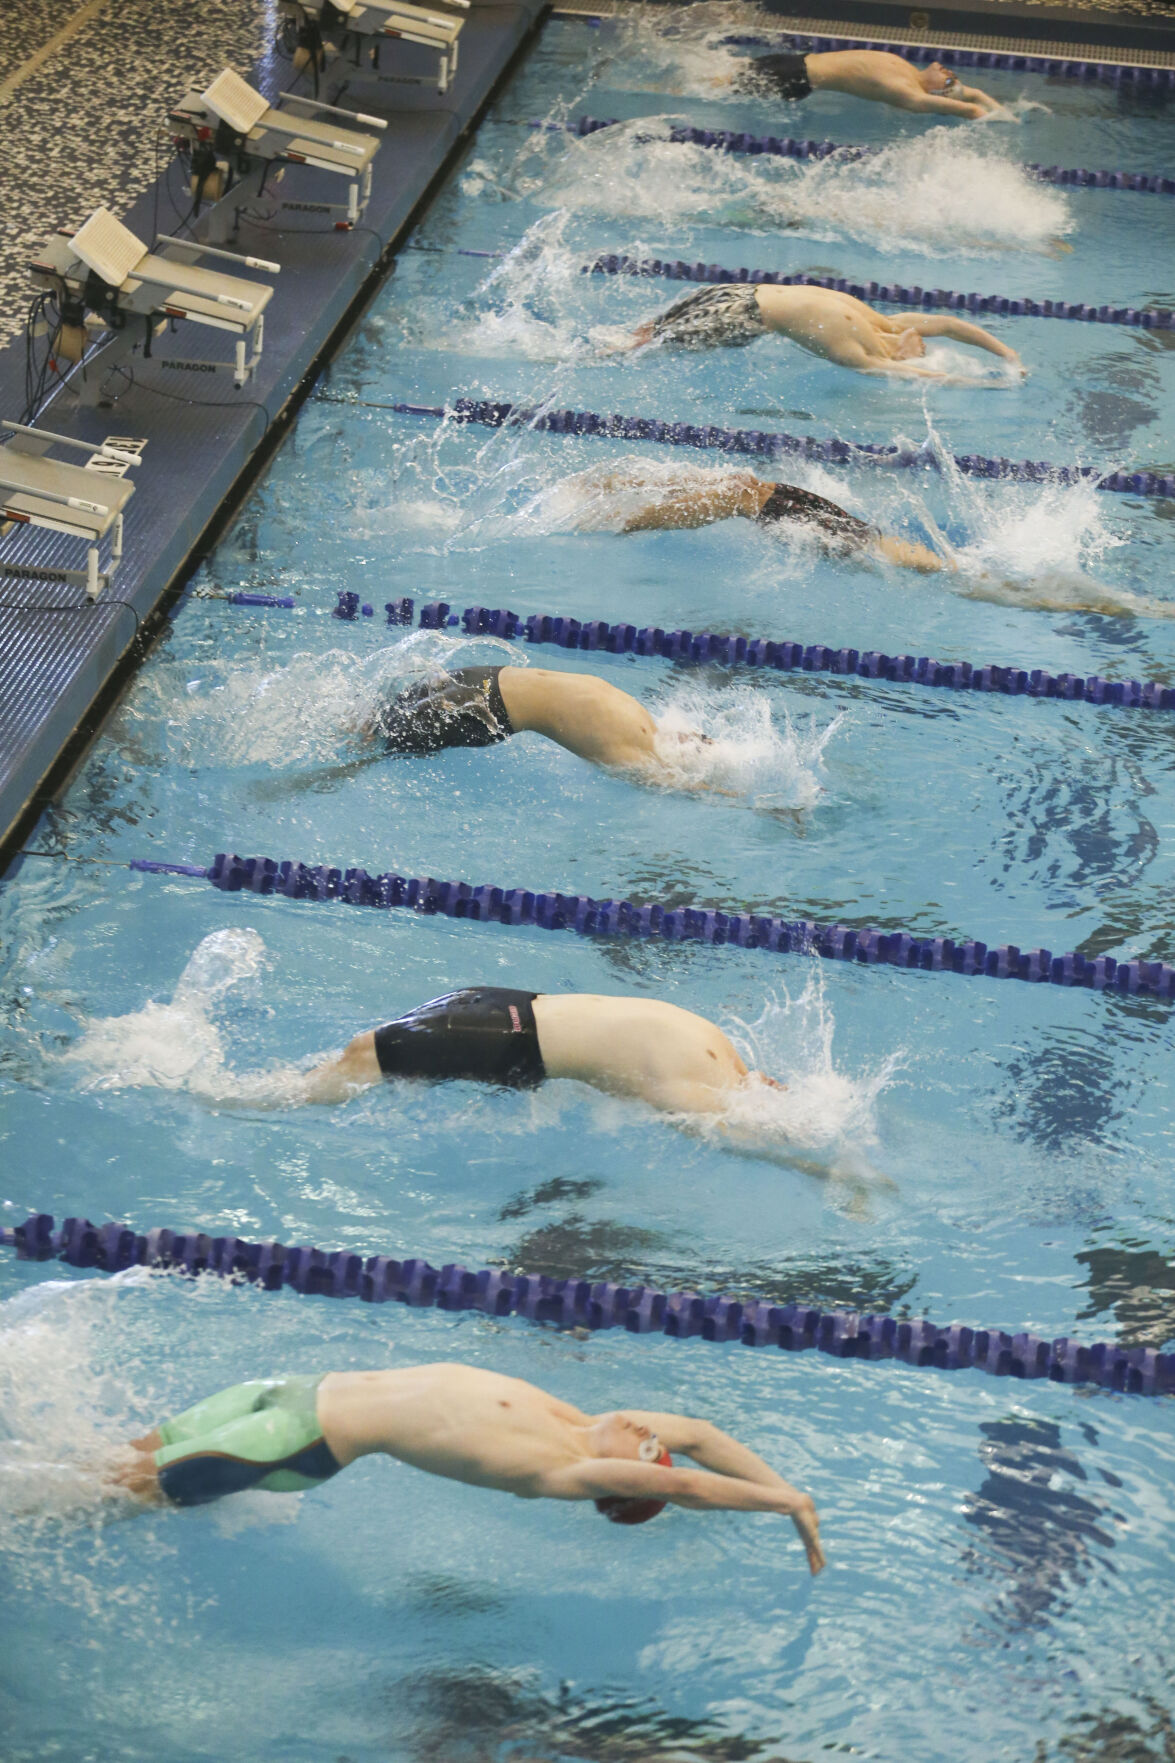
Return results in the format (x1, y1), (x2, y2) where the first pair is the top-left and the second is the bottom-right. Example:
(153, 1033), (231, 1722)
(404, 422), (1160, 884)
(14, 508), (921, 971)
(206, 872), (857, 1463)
(538, 117), (1175, 196)
(584, 253), (1175, 332)
(119, 850), (1175, 1002)
(4, 1213), (1170, 1396)
(380, 394), (1175, 500)
(717, 33), (1175, 86)
(306, 591), (1175, 718)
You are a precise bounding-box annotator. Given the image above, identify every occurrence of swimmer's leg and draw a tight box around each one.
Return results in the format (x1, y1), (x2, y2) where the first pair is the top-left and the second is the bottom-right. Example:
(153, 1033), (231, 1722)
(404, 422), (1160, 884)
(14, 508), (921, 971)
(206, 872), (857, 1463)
(149, 1377), (338, 1507)
(301, 1030), (382, 1104)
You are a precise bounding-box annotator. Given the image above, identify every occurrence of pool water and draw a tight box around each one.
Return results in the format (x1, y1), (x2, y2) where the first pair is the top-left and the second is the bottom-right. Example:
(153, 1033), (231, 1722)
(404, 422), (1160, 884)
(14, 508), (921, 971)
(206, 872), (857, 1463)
(2, 11), (1175, 1761)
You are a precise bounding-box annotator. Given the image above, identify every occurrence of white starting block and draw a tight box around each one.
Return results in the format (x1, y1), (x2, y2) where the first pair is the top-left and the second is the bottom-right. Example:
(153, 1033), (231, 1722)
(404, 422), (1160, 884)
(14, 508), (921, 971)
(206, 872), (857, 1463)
(280, 0), (469, 97)
(0, 422), (143, 600)
(29, 207), (279, 404)
(169, 67), (386, 241)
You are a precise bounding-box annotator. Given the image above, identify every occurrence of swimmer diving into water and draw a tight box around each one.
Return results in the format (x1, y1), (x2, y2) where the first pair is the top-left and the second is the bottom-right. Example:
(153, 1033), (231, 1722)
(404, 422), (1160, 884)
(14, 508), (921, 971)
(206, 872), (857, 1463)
(303, 988), (770, 1118)
(372, 664), (671, 771)
(112, 1361), (825, 1570)
(589, 464), (943, 571)
(612, 283), (1023, 381)
(727, 48), (1003, 121)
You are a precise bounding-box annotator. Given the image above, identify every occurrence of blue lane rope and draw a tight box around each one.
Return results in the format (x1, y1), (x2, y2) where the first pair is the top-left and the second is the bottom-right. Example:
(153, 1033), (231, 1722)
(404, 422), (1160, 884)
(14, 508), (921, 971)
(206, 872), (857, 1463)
(717, 32), (1175, 87)
(540, 117), (1175, 196)
(383, 395), (1175, 501)
(4, 1213), (1171, 1397)
(584, 253), (1175, 332)
(349, 593), (1175, 716)
(119, 850), (1175, 1002)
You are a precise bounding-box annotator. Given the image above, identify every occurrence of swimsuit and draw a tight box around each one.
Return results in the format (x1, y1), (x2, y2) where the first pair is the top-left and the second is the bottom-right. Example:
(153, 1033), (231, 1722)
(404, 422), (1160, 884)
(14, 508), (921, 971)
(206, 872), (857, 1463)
(153, 1376), (341, 1506)
(646, 284), (766, 351)
(377, 666), (513, 755)
(747, 50), (812, 101)
(373, 988), (545, 1088)
(757, 482), (876, 549)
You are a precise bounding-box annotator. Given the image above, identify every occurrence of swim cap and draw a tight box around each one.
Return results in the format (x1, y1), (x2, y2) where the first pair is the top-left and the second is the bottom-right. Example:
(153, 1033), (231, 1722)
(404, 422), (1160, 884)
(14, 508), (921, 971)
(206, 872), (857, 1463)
(595, 1437), (674, 1525)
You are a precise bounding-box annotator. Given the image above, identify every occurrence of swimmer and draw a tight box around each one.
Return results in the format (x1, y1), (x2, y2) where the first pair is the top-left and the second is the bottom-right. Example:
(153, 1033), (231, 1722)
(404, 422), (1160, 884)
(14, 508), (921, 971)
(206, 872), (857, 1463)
(368, 663), (703, 773)
(613, 283), (1023, 382)
(301, 988), (769, 1118)
(111, 1361), (825, 1570)
(727, 48), (1003, 121)
(583, 463), (944, 571)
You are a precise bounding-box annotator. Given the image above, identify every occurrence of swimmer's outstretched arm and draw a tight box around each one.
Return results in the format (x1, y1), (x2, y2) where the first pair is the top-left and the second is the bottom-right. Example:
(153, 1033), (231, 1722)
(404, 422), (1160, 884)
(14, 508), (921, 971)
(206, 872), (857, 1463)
(892, 314), (1021, 363)
(900, 87), (994, 118)
(539, 1455), (824, 1573)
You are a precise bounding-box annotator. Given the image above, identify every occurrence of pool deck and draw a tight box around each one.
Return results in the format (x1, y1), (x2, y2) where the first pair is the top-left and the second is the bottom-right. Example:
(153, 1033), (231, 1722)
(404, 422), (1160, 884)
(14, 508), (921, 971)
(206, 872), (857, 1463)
(0, 0), (545, 864)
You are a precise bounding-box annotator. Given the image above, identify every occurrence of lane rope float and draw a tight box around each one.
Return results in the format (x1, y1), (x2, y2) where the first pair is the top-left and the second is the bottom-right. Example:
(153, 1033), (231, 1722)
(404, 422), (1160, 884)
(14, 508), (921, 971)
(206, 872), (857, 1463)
(539, 117), (1175, 196)
(302, 591), (1175, 719)
(114, 850), (1175, 1002)
(4, 1213), (1171, 1397)
(376, 394), (1175, 501)
(584, 253), (1175, 332)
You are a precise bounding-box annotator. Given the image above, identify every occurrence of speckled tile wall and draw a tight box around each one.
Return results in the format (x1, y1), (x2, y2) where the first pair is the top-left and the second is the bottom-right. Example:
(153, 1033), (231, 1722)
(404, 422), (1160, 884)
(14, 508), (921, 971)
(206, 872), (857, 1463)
(0, 0), (275, 349)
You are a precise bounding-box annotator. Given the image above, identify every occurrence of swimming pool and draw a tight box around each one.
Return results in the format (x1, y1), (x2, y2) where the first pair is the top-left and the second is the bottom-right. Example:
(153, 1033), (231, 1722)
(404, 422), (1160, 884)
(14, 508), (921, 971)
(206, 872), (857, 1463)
(2, 10), (1175, 1760)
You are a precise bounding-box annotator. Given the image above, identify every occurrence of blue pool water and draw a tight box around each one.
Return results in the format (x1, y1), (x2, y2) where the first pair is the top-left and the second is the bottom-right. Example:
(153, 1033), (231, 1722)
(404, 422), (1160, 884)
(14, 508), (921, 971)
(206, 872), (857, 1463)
(2, 12), (1175, 1760)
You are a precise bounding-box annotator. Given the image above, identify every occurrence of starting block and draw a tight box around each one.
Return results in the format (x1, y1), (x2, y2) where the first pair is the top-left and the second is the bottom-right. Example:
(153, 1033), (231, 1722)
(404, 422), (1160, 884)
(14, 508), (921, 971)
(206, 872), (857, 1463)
(169, 67), (386, 240)
(29, 207), (279, 403)
(280, 0), (470, 98)
(0, 422), (143, 600)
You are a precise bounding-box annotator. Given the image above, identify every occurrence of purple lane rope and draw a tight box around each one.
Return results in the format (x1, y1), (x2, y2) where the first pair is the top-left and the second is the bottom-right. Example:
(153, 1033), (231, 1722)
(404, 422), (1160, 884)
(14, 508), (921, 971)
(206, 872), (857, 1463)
(540, 116), (1175, 196)
(717, 32), (1175, 87)
(382, 394), (1175, 500)
(118, 850), (1175, 1002)
(584, 253), (1175, 332)
(4, 1213), (1171, 1396)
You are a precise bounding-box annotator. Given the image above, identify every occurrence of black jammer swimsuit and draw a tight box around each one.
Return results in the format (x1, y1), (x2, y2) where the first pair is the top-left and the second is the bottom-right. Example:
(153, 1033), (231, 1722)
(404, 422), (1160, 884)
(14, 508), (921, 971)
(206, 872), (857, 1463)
(373, 989), (546, 1088)
(745, 51), (812, 100)
(377, 666), (514, 754)
(757, 483), (876, 549)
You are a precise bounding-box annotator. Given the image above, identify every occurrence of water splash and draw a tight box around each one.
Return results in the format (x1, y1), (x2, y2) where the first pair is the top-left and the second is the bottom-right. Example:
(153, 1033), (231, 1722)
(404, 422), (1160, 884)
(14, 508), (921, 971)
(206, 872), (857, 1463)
(705, 973), (902, 1181)
(531, 117), (1071, 258)
(784, 130), (1072, 256)
(60, 929), (305, 1106)
(143, 635), (520, 770)
(650, 681), (842, 815)
(0, 1276), (145, 1528)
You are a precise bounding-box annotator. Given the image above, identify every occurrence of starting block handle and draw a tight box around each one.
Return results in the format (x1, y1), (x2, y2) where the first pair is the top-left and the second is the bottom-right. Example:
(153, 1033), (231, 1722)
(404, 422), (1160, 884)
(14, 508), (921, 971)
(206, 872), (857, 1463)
(278, 93), (388, 129)
(154, 234), (281, 275)
(1, 421), (140, 468)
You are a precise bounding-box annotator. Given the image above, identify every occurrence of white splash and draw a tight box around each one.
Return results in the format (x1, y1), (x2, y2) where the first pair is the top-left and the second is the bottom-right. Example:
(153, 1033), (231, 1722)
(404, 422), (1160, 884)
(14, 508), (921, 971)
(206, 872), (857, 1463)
(534, 116), (1071, 258)
(785, 129), (1072, 256)
(61, 929), (304, 1106)
(0, 1274), (151, 1530)
(650, 683), (842, 814)
(149, 635), (521, 769)
(703, 973), (901, 1180)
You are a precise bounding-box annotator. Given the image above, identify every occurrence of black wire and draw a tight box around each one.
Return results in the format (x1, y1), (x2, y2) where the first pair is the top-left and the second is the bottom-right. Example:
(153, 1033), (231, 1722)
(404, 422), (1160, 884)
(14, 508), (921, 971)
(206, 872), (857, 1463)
(105, 363), (272, 439)
(0, 597), (143, 644)
(235, 209), (385, 247)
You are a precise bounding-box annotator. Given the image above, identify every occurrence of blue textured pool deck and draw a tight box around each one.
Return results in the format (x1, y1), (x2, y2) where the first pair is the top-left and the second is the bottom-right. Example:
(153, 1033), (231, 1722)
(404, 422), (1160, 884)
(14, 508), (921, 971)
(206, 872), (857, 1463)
(0, 0), (545, 858)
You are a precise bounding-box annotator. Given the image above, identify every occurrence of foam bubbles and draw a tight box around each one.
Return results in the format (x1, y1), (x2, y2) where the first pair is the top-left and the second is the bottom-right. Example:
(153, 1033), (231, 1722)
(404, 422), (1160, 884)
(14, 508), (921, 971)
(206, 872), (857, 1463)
(61, 929), (305, 1107)
(650, 682), (842, 815)
(146, 634), (520, 770)
(704, 973), (901, 1183)
(534, 117), (1071, 259)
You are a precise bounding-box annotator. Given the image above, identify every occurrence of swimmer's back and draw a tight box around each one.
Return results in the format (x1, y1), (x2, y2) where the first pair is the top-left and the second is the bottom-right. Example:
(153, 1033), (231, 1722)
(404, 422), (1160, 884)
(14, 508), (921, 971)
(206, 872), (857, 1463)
(533, 993), (747, 1112)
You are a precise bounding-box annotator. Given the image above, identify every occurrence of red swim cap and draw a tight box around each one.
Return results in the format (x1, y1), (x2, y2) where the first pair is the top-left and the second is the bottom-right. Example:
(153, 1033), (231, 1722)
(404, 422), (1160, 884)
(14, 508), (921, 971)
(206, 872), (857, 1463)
(595, 1446), (674, 1525)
